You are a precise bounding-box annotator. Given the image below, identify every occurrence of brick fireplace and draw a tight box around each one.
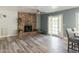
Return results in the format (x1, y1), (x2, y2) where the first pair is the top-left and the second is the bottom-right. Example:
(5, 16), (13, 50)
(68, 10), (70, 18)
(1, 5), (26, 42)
(18, 12), (37, 37)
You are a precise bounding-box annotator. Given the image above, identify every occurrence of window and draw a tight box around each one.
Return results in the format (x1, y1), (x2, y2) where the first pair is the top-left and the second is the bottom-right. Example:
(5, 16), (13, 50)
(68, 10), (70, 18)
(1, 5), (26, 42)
(48, 15), (63, 37)
(76, 12), (79, 30)
(75, 12), (79, 36)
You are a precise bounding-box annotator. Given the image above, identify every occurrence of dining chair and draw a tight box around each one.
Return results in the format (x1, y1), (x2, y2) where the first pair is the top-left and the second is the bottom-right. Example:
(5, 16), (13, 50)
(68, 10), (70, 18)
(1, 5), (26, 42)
(72, 28), (79, 38)
(66, 28), (79, 52)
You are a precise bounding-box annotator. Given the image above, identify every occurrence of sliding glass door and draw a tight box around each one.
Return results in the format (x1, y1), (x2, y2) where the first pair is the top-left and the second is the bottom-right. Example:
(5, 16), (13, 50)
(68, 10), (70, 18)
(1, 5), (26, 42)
(48, 15), (63, 37)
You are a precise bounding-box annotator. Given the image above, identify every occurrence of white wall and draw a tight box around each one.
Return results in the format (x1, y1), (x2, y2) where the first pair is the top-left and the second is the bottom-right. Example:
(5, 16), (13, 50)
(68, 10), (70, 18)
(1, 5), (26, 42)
(0, 9), (18, 37)
(0, 7), (41, 38)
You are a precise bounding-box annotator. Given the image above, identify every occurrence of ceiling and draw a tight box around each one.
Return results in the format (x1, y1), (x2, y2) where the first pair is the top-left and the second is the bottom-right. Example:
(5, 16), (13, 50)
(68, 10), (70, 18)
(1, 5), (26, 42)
(21, 6), (78, 13)
(0, 6), (78, 14)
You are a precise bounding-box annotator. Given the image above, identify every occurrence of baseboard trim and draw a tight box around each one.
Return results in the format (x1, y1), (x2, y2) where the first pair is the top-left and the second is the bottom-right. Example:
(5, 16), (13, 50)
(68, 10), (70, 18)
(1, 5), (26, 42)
(0, 34), (17, 38)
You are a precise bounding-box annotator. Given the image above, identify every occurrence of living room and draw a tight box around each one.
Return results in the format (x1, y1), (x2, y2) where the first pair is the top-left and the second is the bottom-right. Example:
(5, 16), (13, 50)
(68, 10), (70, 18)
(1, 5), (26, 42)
(0, 0), (79, 59)
(0, 6), (79, 53)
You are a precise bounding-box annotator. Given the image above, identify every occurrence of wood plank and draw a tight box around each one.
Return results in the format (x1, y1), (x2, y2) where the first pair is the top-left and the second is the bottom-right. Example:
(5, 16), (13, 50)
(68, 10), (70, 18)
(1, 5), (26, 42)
(0, 34), (68, 53)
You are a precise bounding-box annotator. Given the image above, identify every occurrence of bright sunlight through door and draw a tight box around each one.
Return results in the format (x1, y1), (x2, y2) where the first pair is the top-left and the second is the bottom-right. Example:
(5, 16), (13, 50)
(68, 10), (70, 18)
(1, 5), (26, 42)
(48, 15), (63, 37)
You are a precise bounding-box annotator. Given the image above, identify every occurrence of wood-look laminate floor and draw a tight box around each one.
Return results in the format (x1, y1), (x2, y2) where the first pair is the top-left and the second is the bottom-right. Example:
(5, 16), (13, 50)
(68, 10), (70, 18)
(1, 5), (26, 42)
(0, 34), (76, 53)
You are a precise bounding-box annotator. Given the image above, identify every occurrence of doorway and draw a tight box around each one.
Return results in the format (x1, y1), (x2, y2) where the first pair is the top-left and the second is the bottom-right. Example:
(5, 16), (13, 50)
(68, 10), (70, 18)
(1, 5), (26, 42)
(48, 15), (63, 37)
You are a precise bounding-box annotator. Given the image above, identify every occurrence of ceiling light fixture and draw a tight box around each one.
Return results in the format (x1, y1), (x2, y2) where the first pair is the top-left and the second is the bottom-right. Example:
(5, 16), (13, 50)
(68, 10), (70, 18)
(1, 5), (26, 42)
(37, 9), (41, 14)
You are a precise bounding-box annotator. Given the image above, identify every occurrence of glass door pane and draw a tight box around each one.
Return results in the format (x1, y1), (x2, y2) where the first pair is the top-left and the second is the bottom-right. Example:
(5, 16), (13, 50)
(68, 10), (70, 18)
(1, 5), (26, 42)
(48, 15), (63, 36)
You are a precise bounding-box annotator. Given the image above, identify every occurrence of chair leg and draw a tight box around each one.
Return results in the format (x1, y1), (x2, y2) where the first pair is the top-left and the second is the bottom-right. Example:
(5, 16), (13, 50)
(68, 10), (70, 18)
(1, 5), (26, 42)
(77, 43), (79, 52)
(68, 40), (69, 52)
(72, 42), (73, 49)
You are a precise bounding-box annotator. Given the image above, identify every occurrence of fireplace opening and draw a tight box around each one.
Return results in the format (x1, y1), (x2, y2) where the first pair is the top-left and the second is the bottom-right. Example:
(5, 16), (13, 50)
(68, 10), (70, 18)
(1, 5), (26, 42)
(24, 25), (32, 32)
